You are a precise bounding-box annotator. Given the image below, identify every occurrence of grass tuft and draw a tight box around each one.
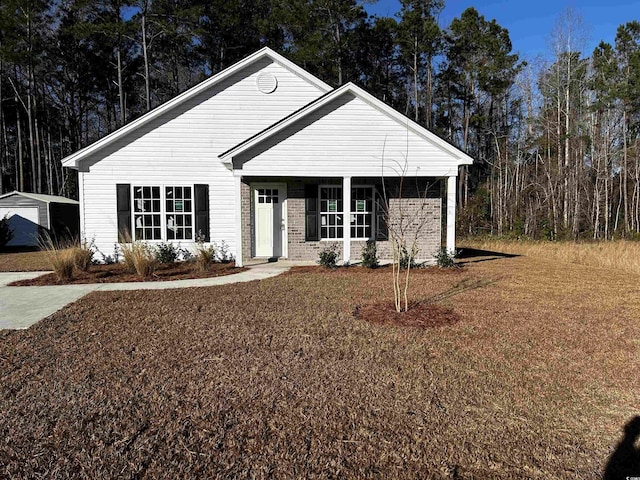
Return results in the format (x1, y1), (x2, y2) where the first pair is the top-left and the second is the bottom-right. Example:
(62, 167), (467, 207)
(119, 241), (157, 278)
(38, 234), (75, 282)
(70, 241), (94, 272)
(194, 243), (215, 272)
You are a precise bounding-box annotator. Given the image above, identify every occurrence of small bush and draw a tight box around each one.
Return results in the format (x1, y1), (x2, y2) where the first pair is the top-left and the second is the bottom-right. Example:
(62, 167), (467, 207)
(194, 242), (216, 272)
(71, 239), (95, 272)
(155, 242), (179, 264)
(216, 240), (232, 263)
(435, 247), (457, 268)
(318, 245), (339, 268)
(39, 234), (75, 282)
(361, 241), (379, 269)
(120, 241), (157, 278)
(0, 214), (13, 250)
(399, 245), (417, 269)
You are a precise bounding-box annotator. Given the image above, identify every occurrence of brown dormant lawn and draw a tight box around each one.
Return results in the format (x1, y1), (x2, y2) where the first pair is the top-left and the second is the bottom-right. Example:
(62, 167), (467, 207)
(1, 251), (638, 478)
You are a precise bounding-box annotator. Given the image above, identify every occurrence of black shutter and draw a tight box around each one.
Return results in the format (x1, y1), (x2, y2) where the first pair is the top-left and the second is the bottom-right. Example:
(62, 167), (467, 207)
(375, 185), (388, 241)
(116, 184), (131, 242)
(305, 184), (319, 241)
(194, 184), (210, 242)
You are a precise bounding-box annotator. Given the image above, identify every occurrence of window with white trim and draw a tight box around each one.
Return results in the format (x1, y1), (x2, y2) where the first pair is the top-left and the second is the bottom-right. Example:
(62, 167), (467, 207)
(134, 186), (162, 240)
(320, 186), (343, 239)
(166, 186), (193, 240)
(133, 185), (193, 241)
(350, 187), (373, 239)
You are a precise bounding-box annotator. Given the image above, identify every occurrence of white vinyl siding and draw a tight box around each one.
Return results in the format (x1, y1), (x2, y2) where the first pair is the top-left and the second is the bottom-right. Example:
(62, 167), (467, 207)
(237, 93), (463, 177)
(80, 58), (325, 257)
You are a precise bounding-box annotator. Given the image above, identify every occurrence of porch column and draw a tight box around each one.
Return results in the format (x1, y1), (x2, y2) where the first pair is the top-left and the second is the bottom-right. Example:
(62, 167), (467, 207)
(234, 174), (243, 267)
(446, 175), (456, 254)
(343, 176), (351, 264)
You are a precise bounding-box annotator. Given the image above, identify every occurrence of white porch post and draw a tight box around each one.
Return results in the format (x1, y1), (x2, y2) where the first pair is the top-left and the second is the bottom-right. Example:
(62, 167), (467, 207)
(446, 175), (456, 254)
(234, 174), (244, 267)
(343, 176), (351, 264)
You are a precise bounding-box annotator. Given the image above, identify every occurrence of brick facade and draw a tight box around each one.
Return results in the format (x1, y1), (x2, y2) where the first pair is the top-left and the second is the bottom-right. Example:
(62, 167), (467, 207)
(241, 176), (441, 263)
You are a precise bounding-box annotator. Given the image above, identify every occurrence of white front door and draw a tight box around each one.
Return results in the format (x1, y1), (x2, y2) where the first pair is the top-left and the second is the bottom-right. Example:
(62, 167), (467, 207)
(254, 184), (286, 258)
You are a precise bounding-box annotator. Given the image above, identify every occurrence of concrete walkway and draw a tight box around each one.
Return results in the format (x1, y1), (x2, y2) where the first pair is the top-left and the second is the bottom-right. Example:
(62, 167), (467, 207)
(0, 263), (291, 330)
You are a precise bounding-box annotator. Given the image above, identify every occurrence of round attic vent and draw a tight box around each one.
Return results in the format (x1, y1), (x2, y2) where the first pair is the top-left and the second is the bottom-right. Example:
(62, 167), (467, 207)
(256, 72), (278, 94)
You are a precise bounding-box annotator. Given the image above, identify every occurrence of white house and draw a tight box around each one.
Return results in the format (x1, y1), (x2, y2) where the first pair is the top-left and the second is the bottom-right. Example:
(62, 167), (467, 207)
(62, 47), (473, 266)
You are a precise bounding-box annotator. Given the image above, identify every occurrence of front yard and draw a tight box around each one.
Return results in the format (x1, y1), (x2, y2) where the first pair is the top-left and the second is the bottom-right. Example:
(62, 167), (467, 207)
(0, 250), (638, 478)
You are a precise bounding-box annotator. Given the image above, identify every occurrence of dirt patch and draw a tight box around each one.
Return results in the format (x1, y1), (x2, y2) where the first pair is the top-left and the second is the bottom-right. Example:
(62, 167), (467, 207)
(354, 301), (460, 329)
(9, 261), (245, 285)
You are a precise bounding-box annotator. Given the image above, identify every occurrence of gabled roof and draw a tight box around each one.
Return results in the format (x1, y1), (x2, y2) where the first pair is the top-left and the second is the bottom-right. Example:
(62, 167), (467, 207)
(61, 47), (332, 169)
(219, 82), (474, 167)
(0, 191), (78, 204)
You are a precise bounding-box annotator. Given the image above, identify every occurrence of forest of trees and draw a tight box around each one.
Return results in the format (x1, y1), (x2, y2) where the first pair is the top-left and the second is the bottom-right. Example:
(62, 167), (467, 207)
(0, 0), (639, 240)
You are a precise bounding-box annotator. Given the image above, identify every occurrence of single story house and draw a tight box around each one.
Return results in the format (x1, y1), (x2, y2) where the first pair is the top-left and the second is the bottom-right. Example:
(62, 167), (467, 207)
(61, 48), (473, 266)
(0, 191), (79, 247)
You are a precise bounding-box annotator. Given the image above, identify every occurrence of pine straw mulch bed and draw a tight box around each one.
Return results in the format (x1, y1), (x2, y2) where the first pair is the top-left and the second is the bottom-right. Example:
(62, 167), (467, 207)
(354, 301), (460, 329)
(1, 255), (639, 479)
(9, 261), (245, 286)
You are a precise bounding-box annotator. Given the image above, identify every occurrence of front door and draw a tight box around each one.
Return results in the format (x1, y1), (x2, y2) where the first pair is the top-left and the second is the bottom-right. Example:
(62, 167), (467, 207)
(254, 184), (286, 258)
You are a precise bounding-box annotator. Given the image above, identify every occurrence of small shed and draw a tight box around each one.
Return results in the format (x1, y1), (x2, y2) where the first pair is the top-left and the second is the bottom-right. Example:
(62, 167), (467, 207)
(0, 191), (79, 247)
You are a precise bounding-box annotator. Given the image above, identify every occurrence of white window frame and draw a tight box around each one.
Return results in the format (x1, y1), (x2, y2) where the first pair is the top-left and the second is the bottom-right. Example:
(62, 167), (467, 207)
(319, 185), (343, 240)
(350, 185), (375, 241)
(318, 185), (376, 241)
(131, 184), (195, 242)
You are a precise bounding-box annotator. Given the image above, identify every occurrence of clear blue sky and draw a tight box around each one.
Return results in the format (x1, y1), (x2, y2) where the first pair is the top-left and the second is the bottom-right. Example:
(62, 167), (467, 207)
(365, 0), (640, 60)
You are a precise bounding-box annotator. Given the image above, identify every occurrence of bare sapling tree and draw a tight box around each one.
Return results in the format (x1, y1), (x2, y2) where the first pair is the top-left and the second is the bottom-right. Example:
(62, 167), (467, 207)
(379, 139), (434, 313)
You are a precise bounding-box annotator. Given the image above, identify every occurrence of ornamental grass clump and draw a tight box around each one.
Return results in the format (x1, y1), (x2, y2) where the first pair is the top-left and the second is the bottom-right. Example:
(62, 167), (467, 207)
(71, 239), (95, 272)
(194, 242), (216, 272)
(120, 241), (157, 278)
(38, 234), (75, 282)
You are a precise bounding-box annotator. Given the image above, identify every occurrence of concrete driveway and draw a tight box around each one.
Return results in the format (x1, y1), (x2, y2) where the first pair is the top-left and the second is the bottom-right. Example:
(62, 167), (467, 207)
(0, 264), (290, 330)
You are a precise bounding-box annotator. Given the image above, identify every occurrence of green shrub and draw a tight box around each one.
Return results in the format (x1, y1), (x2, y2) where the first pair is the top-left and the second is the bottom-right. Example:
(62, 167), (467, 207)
(361, 241), (378, 268)
(215, 240), (232, 263)
(435, 247), (457, 269)
(399, 245), (417, 269)
(155, 242), (179, 264)
(0, 214), (13, 250)
(120, 241), (157, 278)
(318, 245), (339, 268)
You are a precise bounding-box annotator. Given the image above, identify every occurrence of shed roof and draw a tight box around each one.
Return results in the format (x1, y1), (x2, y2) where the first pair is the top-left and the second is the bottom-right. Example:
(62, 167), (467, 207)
(0, 191), (79, 205)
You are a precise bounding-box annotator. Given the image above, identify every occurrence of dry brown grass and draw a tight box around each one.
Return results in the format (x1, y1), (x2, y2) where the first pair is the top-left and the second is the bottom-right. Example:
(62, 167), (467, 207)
(0, 254), (638, 478)
(461, 238), (640, 275)
(120, 241), (158, 278)
(0, 250), (52, 271)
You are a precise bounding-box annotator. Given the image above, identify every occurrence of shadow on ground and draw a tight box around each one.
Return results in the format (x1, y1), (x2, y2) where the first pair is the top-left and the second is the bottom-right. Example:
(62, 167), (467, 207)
(456, 248), (520, 265)
(603, 416), (640, 480)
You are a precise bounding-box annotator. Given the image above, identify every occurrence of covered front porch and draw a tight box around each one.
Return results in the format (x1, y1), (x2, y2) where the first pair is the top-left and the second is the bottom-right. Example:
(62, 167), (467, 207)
(233, 174), (458, 267)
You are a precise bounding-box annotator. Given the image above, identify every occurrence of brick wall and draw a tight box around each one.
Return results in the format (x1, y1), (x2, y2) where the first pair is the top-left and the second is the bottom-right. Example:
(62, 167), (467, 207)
(241, 176), (441, 263)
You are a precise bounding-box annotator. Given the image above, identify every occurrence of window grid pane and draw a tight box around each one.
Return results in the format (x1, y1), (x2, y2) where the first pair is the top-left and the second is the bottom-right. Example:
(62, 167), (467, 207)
(320, 186), (343, 239)
(166, 186), (193, 240)
(133, 186), (162, 240)
(350, 187), (373, 239)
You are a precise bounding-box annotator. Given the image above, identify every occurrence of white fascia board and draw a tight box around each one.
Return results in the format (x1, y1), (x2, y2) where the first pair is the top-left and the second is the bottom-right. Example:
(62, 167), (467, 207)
(220, 82), (475, 167)
(61, 47), (331, 169)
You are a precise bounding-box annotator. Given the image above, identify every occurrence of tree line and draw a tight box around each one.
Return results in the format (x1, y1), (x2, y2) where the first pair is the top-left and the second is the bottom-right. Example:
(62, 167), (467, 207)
(0, 0), (638, 240)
